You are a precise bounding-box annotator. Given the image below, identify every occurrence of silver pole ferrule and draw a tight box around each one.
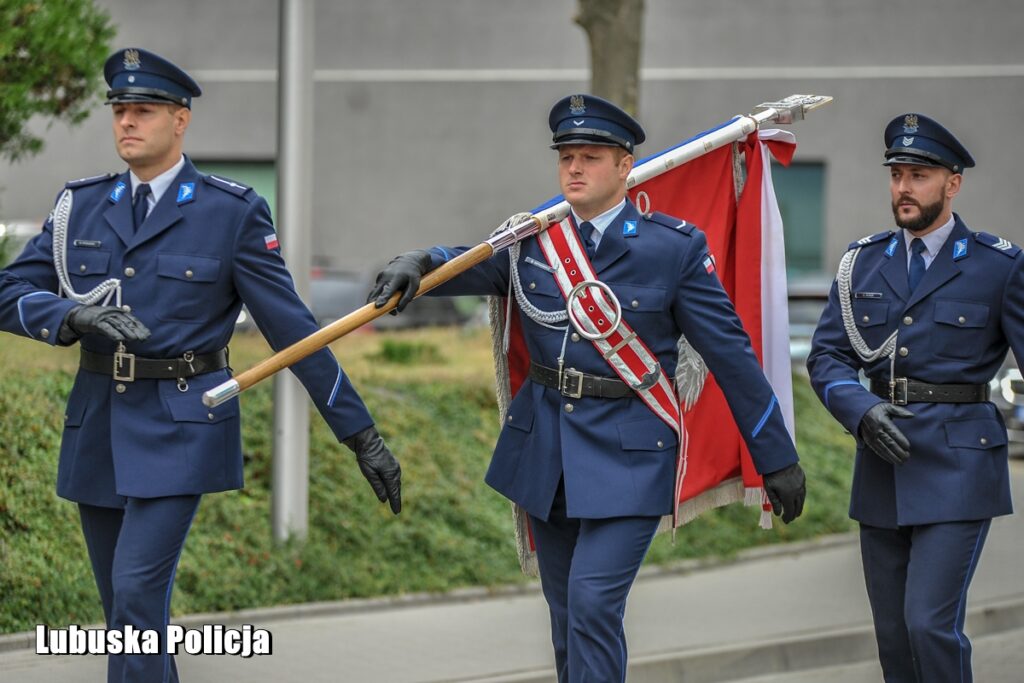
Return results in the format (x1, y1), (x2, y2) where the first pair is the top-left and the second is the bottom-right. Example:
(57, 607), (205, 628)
(202, 379), (240, 407)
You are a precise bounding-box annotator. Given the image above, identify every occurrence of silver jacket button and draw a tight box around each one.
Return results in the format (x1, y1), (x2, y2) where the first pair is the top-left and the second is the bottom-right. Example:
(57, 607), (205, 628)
(898, 347), (909, 357)
(124, 266), (136, 278)
(564, 403), (574, 413)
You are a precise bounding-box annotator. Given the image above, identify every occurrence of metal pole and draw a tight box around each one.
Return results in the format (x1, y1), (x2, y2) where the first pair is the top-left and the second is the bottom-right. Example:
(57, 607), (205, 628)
(272, 0), (314, 543)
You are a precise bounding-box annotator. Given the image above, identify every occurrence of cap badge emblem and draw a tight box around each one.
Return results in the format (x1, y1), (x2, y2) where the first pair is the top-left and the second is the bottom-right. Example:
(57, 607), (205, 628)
(903, 114), (919, 134)
(569, 95), (586, 116)
(902, 136), (914, 146)
(123, 49), (142, 71)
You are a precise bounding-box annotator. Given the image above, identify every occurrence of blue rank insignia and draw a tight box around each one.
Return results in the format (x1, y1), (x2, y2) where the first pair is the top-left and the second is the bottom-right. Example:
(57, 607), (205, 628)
(176, 182), (196, 205)
(622, 220), (638, 237)
(885, 237), (899, 257)
(109, 181), (127, 203)
(953, 238), (968, 260)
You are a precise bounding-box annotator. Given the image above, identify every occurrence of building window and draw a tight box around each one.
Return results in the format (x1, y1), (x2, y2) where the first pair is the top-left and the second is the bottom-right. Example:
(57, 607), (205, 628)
(771, 161), (826, 276)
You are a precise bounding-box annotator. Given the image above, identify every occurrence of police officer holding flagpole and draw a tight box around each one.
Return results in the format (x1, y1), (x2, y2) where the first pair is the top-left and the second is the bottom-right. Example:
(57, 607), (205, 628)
(808, 114), (1020, 682)
(0, 48), (401, 682)
(368, 94), (806, 683)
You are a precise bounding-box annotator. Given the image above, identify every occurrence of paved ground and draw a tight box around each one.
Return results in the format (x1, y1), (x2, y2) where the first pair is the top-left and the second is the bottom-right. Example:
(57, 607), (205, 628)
(4, 462), (1023, 682)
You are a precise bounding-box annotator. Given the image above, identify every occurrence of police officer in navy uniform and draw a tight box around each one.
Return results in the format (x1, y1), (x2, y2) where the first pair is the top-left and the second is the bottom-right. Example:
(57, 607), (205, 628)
(368, 94), (806, 683)
(0, 48), (401, 682)
(807, 114), (1019, 682)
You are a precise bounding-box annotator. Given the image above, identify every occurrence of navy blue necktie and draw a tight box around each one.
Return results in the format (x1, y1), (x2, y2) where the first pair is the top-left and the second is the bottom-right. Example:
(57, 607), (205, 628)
(579, 221), (596, 259)
(908, 238), (927, 292)
(133, 183), (152, 232)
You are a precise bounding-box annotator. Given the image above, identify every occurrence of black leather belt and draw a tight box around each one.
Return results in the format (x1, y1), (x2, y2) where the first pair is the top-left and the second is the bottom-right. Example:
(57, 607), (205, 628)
(870, 377), (990, 405)
(529, 361), (633, 399)
(80, 348), (228, 382)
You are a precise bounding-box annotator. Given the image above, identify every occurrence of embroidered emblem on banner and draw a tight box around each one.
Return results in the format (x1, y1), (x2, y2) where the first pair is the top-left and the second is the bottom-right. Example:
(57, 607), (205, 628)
(903, 114), (919, 134)
(264, 233), (280, 250)
(953, 238), (969, 260)
(885, 237), (899, 257)
(569, 95), (586, 116)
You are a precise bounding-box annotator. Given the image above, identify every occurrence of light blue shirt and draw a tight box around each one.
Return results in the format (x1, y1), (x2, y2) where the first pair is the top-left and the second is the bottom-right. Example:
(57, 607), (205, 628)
(903, 214), (955, 270)
(572, 198), (627, 250)
(130, 155), (185, 220)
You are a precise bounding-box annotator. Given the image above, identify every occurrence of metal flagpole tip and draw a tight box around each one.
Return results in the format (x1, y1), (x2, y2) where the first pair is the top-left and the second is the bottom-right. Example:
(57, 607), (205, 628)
(752, 94), (834, 124)
(203, 379), (240, 407)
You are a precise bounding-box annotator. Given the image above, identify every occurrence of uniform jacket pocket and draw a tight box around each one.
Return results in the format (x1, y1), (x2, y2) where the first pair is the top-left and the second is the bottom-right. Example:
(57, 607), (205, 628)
(165, 390), (238, 424)
(944, 418), (1007, 450)
(618, 417), (677, 451)
(852, 299), (890, 328)
(933, 299), (989, 359)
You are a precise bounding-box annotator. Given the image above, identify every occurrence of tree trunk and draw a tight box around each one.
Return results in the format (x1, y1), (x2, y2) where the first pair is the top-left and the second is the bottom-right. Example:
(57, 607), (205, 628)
(574, 0), (644, 118)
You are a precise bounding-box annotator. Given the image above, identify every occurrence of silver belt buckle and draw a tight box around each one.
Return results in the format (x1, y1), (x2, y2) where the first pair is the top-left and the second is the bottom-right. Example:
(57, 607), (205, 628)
(889, 377), (908, 406)
(560, 368), (585, 399)
(113, 347), (136, 383)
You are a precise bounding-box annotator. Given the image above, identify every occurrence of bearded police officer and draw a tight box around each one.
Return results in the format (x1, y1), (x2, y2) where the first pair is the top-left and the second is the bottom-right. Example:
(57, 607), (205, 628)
(0, 48), (401, 682)
(368, 94), (806, 683)
(807, 114), (1019, 682)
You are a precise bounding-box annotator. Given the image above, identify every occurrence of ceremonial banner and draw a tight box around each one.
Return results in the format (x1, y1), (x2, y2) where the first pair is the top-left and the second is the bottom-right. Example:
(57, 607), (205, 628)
(494, 128), (797, 571)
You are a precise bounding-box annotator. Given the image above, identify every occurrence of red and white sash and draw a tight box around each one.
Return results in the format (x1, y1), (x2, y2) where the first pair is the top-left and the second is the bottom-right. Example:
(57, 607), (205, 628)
(536, 217), (689, 526)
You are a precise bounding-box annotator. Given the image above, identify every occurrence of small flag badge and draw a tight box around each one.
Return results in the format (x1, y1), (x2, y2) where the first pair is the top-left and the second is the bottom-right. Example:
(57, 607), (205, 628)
(703, 254), (716, 274)
(264, 233), (280, 250)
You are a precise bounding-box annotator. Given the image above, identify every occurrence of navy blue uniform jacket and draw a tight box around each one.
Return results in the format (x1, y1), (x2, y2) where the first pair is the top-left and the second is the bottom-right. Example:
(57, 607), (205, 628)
(428, 201), (799, 520)
(807, 214), (1021, 527)
(0, 157), (372, 507)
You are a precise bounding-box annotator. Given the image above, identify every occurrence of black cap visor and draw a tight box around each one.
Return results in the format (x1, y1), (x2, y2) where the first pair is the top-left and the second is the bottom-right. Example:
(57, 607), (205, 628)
(551, 127), (632, 152)
(106, 87), (190, 108)
(883, 148), (957, 172)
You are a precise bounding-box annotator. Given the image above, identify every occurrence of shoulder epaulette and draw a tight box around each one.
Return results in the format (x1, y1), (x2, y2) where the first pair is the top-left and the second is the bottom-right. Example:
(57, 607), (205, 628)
(202, 174), (252, 198)
(974, 232), (1021, 258)
(644, 211), (693, 235)
(847, 230), (894, 250)
(65, 173), (117, 189)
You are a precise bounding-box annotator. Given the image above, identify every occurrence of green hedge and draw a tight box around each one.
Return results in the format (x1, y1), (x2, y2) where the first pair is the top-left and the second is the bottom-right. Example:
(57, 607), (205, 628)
(0, 330), (855, 633)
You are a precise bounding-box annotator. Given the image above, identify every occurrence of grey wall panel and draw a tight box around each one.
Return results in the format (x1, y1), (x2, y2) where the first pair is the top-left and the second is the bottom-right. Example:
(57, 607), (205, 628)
(1, 0), (1020, 275)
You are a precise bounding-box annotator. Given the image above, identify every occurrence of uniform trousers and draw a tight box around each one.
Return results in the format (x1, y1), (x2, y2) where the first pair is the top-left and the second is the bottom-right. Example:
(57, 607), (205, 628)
(529, 481), (661, 683)
(859, 519), (991, 683)
(78, 495), (201, 683)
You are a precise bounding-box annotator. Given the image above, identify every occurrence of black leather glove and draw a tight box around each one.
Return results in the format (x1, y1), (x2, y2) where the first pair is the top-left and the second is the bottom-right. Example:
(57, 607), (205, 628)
(343, 426), (402, 514)
(59, 305), (151, 344)
(858, 402), (914, 465)
(762, 463), (806, 524)
(367, 250), (432, 313)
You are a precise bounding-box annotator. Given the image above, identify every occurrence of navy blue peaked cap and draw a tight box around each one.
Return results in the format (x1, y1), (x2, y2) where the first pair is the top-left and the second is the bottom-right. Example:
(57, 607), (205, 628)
(549, 94), (645, 153)
(882, 113), (975, 173)
(104, 48), (201, 108)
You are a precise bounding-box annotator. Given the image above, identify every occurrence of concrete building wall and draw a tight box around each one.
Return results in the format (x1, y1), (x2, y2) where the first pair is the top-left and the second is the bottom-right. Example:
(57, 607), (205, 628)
(2, 0), (1022, 274)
